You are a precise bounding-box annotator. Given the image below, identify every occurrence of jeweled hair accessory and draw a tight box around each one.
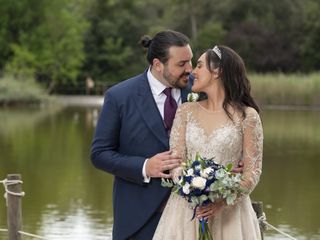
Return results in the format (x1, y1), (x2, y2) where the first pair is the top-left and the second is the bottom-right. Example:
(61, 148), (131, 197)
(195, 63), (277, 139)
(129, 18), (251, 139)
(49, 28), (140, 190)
(212, 45), (221, 60)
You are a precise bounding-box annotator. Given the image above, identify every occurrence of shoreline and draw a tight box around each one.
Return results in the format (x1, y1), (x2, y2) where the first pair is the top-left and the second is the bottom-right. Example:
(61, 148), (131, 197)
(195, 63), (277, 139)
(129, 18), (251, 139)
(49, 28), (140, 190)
(54, 95), (104, 107)
(1, 95), (320, 111)
(262, 105), (320, 111)
(56, 95), (320, 111)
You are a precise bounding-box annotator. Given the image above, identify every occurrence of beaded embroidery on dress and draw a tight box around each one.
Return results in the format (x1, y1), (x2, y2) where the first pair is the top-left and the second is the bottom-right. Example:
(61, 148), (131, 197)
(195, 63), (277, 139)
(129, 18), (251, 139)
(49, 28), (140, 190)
(153, 102), (263, 240)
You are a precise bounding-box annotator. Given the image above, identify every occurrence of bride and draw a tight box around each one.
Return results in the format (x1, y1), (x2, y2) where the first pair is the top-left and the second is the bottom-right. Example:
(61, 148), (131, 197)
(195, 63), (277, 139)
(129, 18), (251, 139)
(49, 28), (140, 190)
(153, 45), (263, 240)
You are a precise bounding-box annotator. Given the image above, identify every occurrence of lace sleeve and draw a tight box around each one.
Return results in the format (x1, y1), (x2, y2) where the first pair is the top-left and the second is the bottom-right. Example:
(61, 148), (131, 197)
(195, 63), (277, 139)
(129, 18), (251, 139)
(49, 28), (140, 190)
(240, 107), (263, 194)
(169, 103), (189, 182)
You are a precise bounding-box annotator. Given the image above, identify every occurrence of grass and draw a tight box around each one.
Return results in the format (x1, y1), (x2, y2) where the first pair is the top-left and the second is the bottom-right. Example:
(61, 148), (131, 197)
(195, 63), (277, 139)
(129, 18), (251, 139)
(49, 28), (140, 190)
(0, 75), (50, 106)
(249, 72), (320, 107)
(1, 72), (320, 107)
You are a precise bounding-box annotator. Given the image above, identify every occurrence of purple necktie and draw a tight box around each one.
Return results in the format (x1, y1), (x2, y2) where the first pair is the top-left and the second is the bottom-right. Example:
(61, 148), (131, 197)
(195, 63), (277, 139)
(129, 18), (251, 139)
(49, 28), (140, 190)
(163, 87), (178, 132)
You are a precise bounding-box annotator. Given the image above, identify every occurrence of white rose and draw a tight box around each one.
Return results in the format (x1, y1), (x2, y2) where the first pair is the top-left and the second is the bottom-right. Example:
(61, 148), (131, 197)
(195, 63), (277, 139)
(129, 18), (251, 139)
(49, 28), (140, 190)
(186, 169), (194, 176)
(187, 92), (199, 102)
(182, 182), (190, 194)
(200, 167), (212, 178)
(191, 177), (206, 190)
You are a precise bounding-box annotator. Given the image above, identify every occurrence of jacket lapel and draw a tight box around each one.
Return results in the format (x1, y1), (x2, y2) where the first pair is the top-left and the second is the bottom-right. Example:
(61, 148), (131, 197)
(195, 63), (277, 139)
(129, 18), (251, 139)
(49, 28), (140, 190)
(134, 72), (169, 148)
(181, 87), (189, 103)
(181, 74), (193, 103)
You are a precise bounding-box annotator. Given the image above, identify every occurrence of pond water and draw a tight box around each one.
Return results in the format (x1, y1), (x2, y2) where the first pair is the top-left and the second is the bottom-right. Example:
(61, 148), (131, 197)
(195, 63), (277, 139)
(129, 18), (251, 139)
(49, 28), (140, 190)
(0, 105), (319, 239)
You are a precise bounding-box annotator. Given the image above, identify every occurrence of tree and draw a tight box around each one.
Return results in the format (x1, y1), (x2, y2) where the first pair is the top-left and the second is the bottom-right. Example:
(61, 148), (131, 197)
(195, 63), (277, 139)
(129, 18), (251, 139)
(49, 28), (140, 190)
(216, 0), (303, 72)
(2, 0), (89, 91)
(82, 0), (151, 85)
(0, 0), (45, 73)
(300, 0), (320, 71)
(1, 0), (320, 92)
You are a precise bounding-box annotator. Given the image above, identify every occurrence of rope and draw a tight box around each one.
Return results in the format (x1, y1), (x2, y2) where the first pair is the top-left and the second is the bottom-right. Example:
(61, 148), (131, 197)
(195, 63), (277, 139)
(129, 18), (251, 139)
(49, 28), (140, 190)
(0, 228), (49, 239)
(19, 231), (50, 239)
(258, 214), (298, 240)
(2, 181), (299, 240)
(0, 179), (25, 206)
(1, 214), (298, 240)
(1, 179), (48, 239)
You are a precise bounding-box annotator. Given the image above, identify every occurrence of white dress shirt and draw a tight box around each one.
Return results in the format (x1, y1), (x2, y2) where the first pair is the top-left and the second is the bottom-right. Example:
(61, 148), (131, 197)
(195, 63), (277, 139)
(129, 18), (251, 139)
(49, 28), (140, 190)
(147, 68), (182, 116)
(142, 68), (181, 182)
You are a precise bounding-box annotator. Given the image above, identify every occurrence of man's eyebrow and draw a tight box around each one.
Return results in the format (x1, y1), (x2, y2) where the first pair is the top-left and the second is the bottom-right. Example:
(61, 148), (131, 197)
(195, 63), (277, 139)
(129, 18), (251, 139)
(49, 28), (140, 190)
(178, 59), (190, 63)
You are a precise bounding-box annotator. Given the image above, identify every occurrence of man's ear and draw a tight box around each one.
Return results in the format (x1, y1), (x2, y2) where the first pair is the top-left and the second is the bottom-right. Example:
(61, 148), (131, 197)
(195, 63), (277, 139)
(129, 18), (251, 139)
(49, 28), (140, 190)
(152, 58), (163, 72)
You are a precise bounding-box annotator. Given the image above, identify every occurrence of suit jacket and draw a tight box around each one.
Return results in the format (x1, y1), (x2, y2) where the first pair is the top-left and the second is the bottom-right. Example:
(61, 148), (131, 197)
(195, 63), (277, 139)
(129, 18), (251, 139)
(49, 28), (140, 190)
(91, 70), (189, 240)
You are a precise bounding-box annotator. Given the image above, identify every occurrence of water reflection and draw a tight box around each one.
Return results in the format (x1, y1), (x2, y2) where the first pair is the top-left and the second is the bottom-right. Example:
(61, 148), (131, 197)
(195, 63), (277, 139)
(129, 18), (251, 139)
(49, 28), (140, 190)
(39, 203), (112, 239)
(252, 109), (320, 239)
(0, 106), (113, 239)
(0, 106), (319, 239)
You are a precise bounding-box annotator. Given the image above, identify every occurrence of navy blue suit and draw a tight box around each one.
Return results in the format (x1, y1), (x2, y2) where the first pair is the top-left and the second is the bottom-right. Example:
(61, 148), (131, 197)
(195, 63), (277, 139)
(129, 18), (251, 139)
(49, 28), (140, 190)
(91, 70), (189, 240)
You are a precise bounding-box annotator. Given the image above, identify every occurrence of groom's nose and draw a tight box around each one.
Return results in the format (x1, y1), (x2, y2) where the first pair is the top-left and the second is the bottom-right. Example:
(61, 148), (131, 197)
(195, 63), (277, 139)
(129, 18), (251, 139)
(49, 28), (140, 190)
(185, 61), (193, 73)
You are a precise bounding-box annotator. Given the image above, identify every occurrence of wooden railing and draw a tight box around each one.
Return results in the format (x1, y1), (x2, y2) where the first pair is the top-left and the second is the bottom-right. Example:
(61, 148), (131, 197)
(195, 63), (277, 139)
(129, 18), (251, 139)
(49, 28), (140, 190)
(1, 174), (267, 240)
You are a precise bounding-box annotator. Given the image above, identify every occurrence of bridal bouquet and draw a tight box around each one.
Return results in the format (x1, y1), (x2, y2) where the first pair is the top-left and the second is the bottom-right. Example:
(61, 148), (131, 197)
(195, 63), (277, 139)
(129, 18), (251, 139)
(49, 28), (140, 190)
(162, 153), (244, 240)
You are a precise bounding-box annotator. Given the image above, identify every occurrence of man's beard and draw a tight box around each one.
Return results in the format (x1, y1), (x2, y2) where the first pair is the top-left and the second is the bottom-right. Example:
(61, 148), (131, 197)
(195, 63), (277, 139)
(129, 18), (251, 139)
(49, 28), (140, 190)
(163, 68), (189, 89)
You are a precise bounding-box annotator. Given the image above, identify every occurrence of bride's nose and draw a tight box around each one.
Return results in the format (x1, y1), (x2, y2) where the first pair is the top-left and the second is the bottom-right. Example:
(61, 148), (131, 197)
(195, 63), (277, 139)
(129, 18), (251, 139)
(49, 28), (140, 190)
(191, 68), (197, 77)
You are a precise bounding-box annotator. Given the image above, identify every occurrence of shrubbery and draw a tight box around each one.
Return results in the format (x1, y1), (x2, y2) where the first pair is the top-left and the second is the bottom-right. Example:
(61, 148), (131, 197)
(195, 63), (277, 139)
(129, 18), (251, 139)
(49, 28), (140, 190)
(0, 75), (48, 105)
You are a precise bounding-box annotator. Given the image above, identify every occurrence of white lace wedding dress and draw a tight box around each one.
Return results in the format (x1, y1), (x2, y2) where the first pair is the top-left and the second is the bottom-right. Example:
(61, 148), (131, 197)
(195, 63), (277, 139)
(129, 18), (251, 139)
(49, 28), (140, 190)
(153, 102), (263, 240)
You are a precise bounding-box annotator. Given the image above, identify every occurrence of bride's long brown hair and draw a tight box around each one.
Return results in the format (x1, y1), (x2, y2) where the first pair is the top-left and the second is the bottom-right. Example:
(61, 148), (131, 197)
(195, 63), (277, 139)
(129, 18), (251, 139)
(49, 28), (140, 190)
(205, 45), (260, 120)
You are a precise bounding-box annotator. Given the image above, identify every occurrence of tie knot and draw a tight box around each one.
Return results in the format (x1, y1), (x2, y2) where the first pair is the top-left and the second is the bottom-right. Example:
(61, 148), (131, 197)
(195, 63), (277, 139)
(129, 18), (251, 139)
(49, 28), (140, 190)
(163, 87), (172, 97)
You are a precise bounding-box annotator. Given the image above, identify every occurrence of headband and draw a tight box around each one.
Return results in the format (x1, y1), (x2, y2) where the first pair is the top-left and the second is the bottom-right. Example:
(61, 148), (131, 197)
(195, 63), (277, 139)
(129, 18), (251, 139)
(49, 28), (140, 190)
(212, 46), (221, 59)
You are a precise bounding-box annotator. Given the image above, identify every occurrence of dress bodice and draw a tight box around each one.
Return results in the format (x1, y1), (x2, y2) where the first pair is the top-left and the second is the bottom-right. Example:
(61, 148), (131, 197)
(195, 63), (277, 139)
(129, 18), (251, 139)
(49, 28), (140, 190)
(185, 112), (243, 166)
(170, 102), (263, 194)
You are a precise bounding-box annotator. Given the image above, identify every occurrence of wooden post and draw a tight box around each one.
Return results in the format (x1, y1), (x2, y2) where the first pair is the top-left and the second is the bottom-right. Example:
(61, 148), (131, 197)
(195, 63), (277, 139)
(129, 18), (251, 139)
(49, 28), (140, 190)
(252, 201), (264, 240)
(7, 174), (23, 240)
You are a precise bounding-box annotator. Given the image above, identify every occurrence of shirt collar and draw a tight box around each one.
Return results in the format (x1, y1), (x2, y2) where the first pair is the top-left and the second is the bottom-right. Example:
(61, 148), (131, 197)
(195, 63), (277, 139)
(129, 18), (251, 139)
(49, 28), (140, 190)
(147, 67), (167, 96)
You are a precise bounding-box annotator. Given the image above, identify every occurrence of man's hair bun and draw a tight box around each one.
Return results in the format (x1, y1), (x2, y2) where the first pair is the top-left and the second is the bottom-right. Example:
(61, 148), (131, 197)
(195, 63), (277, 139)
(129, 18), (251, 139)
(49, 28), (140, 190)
(140, 35), (152, 48)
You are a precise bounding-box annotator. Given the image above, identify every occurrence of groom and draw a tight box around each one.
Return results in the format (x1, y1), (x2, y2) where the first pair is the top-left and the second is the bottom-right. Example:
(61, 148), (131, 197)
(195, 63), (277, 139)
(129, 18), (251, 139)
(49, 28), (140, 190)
(91, 30), (193, 240)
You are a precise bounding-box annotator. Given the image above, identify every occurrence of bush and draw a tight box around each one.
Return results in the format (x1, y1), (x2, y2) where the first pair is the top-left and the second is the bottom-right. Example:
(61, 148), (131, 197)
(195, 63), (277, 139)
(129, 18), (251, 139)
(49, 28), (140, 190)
(0, 75), (49, 105)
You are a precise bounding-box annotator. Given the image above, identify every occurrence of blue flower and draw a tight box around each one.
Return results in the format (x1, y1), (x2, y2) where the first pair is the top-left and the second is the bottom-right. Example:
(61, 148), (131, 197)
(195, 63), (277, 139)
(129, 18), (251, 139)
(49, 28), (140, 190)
(193, 188), (203, 196)
(184, 175), (193, 183)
